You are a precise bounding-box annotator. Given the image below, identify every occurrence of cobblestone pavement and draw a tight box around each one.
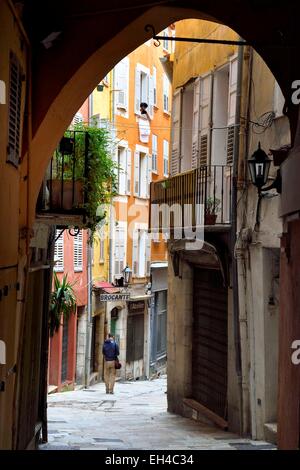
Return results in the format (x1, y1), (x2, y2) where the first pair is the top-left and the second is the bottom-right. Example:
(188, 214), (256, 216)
(40, 377), (276, 450)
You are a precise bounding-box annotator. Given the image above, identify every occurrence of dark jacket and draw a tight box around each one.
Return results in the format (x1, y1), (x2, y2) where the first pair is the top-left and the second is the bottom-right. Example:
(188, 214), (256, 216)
(102, 339), (119, 361)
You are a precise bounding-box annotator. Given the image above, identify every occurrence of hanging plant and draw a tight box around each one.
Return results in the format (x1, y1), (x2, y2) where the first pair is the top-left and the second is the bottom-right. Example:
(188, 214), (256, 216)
(72, 123), (118, 235)
(49, 272), (77, 337)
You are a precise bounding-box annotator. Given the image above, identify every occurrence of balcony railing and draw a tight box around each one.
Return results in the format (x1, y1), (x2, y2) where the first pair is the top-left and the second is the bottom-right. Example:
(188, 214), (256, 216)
(37, 130), (89, 216)
(149, 165), (232, 236)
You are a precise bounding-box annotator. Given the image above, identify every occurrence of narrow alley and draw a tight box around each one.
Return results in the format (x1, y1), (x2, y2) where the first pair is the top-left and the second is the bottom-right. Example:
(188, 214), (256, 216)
(40, 377), (275, 451)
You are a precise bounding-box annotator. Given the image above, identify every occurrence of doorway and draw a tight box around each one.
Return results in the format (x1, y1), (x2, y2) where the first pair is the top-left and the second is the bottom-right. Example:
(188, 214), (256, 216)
(192, 268), (228, 419)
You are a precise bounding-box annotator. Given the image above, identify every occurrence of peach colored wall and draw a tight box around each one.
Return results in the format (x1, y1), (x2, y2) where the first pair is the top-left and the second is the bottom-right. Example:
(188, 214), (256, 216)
(114, 36), (171, 273)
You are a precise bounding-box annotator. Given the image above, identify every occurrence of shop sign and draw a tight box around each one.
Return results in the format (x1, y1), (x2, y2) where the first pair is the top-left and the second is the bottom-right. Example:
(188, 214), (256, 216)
(128, 301), (145, 314)
(100, 293), (130, 302)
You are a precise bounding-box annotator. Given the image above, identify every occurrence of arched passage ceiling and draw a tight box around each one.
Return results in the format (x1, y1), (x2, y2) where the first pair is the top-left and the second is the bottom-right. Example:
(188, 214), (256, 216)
(20, 0), (300, 207)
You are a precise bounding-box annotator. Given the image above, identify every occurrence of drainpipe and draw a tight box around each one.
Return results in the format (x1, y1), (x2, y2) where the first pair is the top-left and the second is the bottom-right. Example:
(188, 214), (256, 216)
(231, 40), (244, 435)
(236, 46), (253, 437)
(109, 68), (115, 284)
(85, 230), (92, 388)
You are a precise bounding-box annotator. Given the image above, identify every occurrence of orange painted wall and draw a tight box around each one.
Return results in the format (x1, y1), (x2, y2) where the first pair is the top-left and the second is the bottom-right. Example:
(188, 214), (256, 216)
(114, 34), (172, 275)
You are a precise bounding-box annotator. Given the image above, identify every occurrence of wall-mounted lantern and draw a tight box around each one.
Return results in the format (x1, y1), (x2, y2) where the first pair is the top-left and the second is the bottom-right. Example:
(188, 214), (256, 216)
(248, 142), (282, 229)
(122, 265), (132, 287)
(248, 142), (281, 194)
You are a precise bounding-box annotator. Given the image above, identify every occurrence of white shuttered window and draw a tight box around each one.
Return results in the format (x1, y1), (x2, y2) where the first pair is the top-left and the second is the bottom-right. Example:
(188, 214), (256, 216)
(163, 140), (169, 176)
(163, 74), (170, 113)
(115, 57), (129, 110)
(170, 89), (182, 175)
(74, 230), (83, 272)
(54, 230), (64, 272)
(152, 134), (158, 172)
(114, 225), (126, 276)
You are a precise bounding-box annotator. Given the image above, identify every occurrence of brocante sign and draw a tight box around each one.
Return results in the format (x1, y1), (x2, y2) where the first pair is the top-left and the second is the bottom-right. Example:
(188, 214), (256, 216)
(100, 293), (130, 302)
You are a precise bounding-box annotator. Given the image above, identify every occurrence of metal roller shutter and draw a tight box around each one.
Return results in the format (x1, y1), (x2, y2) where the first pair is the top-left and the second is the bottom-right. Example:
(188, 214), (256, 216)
(192, 268), (228, 419)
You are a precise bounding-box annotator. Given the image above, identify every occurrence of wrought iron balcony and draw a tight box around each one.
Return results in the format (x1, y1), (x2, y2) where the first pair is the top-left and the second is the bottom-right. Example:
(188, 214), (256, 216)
(36, 130), (89, 220)
(149, 165), (232, 237)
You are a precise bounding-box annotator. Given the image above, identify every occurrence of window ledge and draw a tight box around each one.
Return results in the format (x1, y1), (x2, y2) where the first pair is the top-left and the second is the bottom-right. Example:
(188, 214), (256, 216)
(163, 110), (171, 117)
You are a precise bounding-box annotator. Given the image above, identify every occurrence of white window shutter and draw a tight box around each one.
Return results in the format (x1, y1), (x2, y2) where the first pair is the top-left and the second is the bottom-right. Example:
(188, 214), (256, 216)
(134, 151), (140, 196)
(145, 233), (151, 277)
(146, 153), (152, 198)
(199, 74), (212, 166)
(153, 66), (157, 105)
(115, 58), (128, 110)
(132, 231), (139, 277)
(163, 140), (169, 176)
(149, 74), (154, 118)
(163, 74), (169, 112)
(73, 112), (83, 125)
(119, 149), (127, 195)
(227, 58), (238, 164)
(171, 88), (182, 176)
(114, 227), (120, 276)
(192, 78), (200, 169)
(135, 67), (141, 113)
(228, 57), (238, 126)
(126, 148), (132, 195)
(54, 230), (64, 272)
(119, 227), (126, 275)
(152, 134), (157, 172)
(74, 230), (83, 272)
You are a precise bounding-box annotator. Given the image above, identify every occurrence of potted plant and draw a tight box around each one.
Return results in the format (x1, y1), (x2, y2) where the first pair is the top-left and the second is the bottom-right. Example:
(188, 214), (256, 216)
(49, 272), (76, 337)
(49, 135), (85, 211)
(205, 196), (221, 225)
(48, 123), (118, 234)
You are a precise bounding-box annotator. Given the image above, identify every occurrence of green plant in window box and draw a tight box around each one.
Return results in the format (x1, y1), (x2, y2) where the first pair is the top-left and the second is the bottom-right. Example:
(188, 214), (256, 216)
(50, 123), (118, 235)
(49, 272), (76, 337)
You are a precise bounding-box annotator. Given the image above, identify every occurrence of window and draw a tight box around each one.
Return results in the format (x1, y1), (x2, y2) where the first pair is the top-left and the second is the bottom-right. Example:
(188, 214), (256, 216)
(132, 229), (151, 278)
(126, 312), (144, 362)
(152, 135), (158, 172)
(114, 224), (126, 277)
(74, 230), (83, 272)
(171, 29), (176, 54)
(7, 52), (23, 167)
(73, 112), (83, 125)
(135, 65), (154, 117)
(99, 239), (105, 263)
(274, 81), (285, 118)
(153, 66), (157, 106)
(117, 146), (127, 195)
(226, 58), (238, 164)
(134, 150), (151, 198)
(115, 57), (129, 111)
(163, 74), (170, 113)
(163, 29), (169, 51)
(156, 290), (167, 357)
(163, 140), (169, 176)
(54, 230), (64, 272)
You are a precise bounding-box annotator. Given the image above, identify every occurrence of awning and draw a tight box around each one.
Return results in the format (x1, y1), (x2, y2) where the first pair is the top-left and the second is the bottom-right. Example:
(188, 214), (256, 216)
(93, 281), (120, 294)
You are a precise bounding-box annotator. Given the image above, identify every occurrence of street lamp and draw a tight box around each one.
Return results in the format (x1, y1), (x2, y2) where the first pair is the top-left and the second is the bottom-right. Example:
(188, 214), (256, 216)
(122, 265), (132, 287)
(247, 142), (271, 192)
(248, 142), (281, 229)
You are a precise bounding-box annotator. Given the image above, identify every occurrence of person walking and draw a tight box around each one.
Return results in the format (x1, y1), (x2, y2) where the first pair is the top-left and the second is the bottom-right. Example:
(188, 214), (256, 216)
(102, 333), (119, 394)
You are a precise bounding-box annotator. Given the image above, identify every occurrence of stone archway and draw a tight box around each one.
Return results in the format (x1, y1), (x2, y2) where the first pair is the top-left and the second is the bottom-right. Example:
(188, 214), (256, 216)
(21, 1), (300, 224)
